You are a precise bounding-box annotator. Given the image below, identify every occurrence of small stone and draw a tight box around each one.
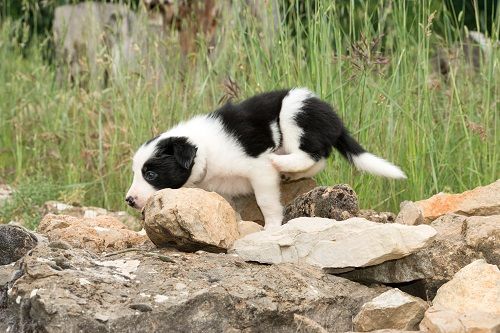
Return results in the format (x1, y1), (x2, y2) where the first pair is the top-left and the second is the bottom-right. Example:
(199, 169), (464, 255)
(283, 185), (359, 223)
(143, 188), (239, 252)
(357, 209), (396, 223)
(353, 289), (428, 331)
(0, 225), (38, 265)
(231, 217), (436, 270)
(395, 201), (424, 225)
(129, 303), (153, 312)
(237, 220), (263, 238)
(94, 313), (110, 322)
(420, 260), (500, 333)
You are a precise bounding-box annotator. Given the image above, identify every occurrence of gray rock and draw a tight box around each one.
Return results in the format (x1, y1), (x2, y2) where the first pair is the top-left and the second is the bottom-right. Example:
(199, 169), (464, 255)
(283, 185), (359, 223)
(353, 289), (428, 331)
(339, 214), (499, 298)
(395, 201), (424, 225)
(0, 243), (384, 332)
(0, 225), (37, 265)
(231, 217), (436, 270)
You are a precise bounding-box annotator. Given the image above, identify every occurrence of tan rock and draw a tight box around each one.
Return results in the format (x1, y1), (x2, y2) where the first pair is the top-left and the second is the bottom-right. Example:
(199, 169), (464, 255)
(237, 220), (263, 238)
(415, 179), (500, 223)
(339, 214), (499, 298)
(395, 201), (424, 225)
(43, 201), (142, 231)
(232, 178), (316, 225)
(420, 260), (500, 333)
(143, 188), (239, 252)
(37, 214), (150, 253)
(353, 289), (428, 331)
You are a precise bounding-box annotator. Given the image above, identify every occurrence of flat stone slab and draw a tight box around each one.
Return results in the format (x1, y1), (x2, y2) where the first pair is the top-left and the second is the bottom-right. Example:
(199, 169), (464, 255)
(231, 217), (436, 270)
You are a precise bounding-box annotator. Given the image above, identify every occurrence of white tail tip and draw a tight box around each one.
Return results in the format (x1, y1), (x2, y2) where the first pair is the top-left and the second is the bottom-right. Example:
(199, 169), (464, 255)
(352, 152), (407, 179)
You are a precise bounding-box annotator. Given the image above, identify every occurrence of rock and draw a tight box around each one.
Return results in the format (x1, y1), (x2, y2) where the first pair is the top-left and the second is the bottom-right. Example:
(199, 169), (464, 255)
(395, 201), (424, 225)
(37, 214), (151, 254)
(232, 178), (316, 225)
(415, 179), (500, 223)
(0, 184), (13, 206)
(0, 225), (38, 265)
(143, 188), (239, 252)
(420, 260), (500, 333)
(353, 289), (428, 331)
(231, 217), (436, 270)
(338, 214), (499, 298)
(0, 242), (384, 332)
(358, 209), (396, 223)
(283, 185), (359, 223)
(237, 220), (263, 238)
(43, 201), (142, 231)
(293, 314), (328, 333)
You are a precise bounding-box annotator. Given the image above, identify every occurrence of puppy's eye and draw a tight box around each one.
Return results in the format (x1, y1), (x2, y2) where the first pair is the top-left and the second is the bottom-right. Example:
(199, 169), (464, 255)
(144, 171), (158, 181)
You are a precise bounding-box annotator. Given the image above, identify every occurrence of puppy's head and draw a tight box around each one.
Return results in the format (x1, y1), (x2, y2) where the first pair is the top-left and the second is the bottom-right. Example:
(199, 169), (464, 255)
(125, 136), (197, 210)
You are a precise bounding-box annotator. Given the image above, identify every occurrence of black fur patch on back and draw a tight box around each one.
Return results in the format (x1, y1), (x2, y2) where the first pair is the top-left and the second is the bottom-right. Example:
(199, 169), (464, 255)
(295, 97), (345, 160)
(211, 90), (290, 157)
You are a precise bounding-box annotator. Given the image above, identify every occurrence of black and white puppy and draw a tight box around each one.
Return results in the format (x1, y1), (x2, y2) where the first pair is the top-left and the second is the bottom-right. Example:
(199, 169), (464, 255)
(126, 88), (406, 229)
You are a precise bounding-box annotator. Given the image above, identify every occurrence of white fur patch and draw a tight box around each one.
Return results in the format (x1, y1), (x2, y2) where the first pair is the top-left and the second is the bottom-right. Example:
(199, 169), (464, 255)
(279, 88), (313, 153)
(352, 153), (407, 179)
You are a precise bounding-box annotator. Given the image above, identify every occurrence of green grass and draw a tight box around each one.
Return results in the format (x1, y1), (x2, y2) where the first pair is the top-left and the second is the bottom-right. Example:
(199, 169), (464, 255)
(0, 1), (498, 226)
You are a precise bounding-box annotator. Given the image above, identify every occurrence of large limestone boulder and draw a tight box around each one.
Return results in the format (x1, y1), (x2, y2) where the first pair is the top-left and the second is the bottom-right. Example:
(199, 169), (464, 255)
(413, 179), (500, 223)
(232, 178), (316, 225)
(420, 260), (500, 333)
(0, 225), (38, 265)
(37, 214), (150, 253)
(0, 243), (384, 332)
(338, 214), (499, 297)
(283, 185), (359, 223)
(43, 201), (141, 231)
(231, 217), (436, 271)
(143, 188), (239, 252)
(353, 289), (428, 331)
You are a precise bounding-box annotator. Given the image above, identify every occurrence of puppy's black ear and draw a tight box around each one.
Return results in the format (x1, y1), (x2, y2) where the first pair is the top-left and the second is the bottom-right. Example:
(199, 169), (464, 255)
(156, 137), (197, 170)
(172, 139), (197, 170)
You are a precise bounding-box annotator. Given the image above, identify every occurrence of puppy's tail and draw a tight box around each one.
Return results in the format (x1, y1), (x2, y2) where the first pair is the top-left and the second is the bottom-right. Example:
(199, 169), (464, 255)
(333, 129), (407, 179)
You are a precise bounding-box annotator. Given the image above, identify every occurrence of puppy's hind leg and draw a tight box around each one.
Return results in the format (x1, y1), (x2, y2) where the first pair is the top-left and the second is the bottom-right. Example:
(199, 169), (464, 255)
(249, 164), (283, 230)
(281, 158), (326, 181)
(269, 151), (317, 173)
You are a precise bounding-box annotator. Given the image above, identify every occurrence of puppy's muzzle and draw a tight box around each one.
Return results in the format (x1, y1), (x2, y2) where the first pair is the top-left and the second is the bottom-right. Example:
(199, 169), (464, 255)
(125, 196), (137, 208)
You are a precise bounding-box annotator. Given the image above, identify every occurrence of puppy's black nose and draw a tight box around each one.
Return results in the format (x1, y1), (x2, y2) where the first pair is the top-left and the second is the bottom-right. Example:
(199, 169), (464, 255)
(125, 196), (135, 207)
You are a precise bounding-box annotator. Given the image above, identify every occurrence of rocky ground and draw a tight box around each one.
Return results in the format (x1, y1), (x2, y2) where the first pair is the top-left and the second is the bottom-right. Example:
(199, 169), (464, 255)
(0, 179), (499, 332)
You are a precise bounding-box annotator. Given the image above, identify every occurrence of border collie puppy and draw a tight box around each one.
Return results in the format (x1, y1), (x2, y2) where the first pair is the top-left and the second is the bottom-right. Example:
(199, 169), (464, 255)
(126, 88), (406, 229)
